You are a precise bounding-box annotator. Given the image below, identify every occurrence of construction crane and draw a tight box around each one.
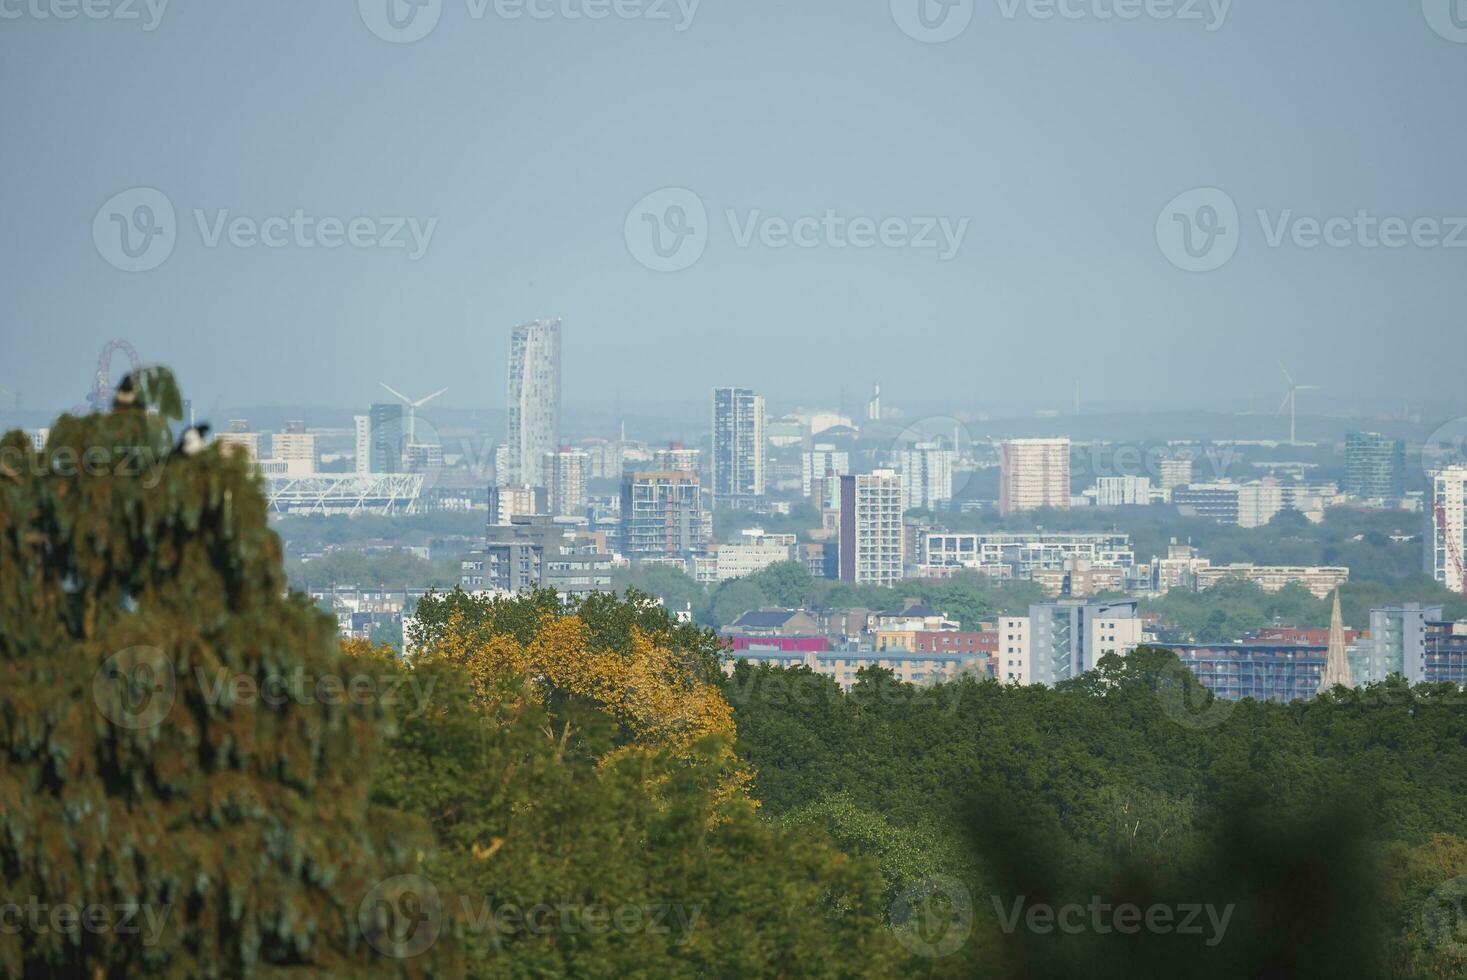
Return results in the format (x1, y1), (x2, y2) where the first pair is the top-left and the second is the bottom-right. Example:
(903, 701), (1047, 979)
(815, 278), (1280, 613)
(1433, 498), (1467, 596)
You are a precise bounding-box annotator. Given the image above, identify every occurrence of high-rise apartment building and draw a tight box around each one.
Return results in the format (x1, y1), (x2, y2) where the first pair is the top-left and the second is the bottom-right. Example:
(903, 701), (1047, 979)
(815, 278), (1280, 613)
(999, 438), (1071, 516)
(353, 416), (371, 475)
(1431, 465), (1467, 595)
(270, 429), (318, 477)
(506, 318), (561, 487)
(460, 515), (613, 598)
(711, 387), (765, 509)
(215, 420), (261, 461)
(653, 443), (701, 473)
(369, 403), (404, 473)
(896, 441), (955, 511)
(1356, 603), (1441, 685)
(544, 446), (590, 517)
(1345, 432), (1406, 501)
(838, 469), (904, 587)
(998, 599), (1142, 686)
(802, 444), (850, 498)
(620, 470), (711, 558)
(488, 485), (547, 526)
(1094, 475), (1152, 507)
(1157, 456), (1194, 493)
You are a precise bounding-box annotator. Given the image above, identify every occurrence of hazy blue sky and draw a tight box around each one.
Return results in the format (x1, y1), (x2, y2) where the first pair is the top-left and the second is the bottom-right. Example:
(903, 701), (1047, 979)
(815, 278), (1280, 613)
(2, 0), (1464, 419)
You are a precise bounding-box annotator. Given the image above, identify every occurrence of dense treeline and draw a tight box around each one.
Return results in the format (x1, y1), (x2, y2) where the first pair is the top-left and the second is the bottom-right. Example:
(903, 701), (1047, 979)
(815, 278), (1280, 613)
(727, 654), (1467, 976)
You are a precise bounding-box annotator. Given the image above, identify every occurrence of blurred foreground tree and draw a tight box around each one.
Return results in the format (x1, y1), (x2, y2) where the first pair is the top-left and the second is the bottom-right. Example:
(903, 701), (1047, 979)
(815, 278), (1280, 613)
(0, 371), (451, 977)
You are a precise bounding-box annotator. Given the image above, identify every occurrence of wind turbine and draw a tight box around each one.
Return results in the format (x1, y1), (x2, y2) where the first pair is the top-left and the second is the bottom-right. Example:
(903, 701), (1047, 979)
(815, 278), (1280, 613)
(379, 382), (448, 445)
(1276, 362), (1321, 445)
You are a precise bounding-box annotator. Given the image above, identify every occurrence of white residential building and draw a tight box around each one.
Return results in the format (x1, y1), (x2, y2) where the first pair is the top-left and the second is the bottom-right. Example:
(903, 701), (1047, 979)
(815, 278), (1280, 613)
(1431, 465), (1467, 595)
(713, 529), (798, 581)
(897, 441), (956, 511)
(506, 318), (561, 487)
(544, 446), (590, 517)
(839, 469), (905, 587)
(1095, 475), (1152, 507)
(353, 416), (371, 475)
(999, 600), (1143, 687)
(999, 438), (1071, 515)
(1158, 457), (1194, 493)
(802, 444), (850, 498)
(270, 431), (318, 478)
(919, 531), (1134, 574)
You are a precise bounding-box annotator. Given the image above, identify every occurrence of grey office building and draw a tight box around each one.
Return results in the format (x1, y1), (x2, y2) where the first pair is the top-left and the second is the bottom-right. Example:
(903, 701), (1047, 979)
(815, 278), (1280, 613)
(369, 402), (404, 473)
(1345, 432), (1405, 500)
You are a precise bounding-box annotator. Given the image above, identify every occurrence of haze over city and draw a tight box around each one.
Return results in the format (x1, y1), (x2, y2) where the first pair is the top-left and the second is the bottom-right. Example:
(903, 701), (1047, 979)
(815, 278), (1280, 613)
(5, 4), (1467, 977)
(4, 1), (1465, 415)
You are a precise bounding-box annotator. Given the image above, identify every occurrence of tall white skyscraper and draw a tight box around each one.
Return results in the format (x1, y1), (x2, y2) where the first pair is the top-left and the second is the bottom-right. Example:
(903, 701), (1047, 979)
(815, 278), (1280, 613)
(1431, 464), (1467, 595)
(711, 387), (765, 509)
(353, 415), (371, 475)
(506, 318), (561, 488)
(999, 438), (1071, 516)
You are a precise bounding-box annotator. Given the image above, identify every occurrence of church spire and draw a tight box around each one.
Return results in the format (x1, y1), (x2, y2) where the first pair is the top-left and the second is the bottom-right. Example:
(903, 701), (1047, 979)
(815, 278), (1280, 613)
(1318, 589), (1353, 694)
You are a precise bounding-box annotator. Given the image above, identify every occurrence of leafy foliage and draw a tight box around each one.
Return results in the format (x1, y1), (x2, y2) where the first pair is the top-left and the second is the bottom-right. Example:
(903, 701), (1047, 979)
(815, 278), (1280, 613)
(730, 648), (1467, 976)
(0, 406), (446, 976)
